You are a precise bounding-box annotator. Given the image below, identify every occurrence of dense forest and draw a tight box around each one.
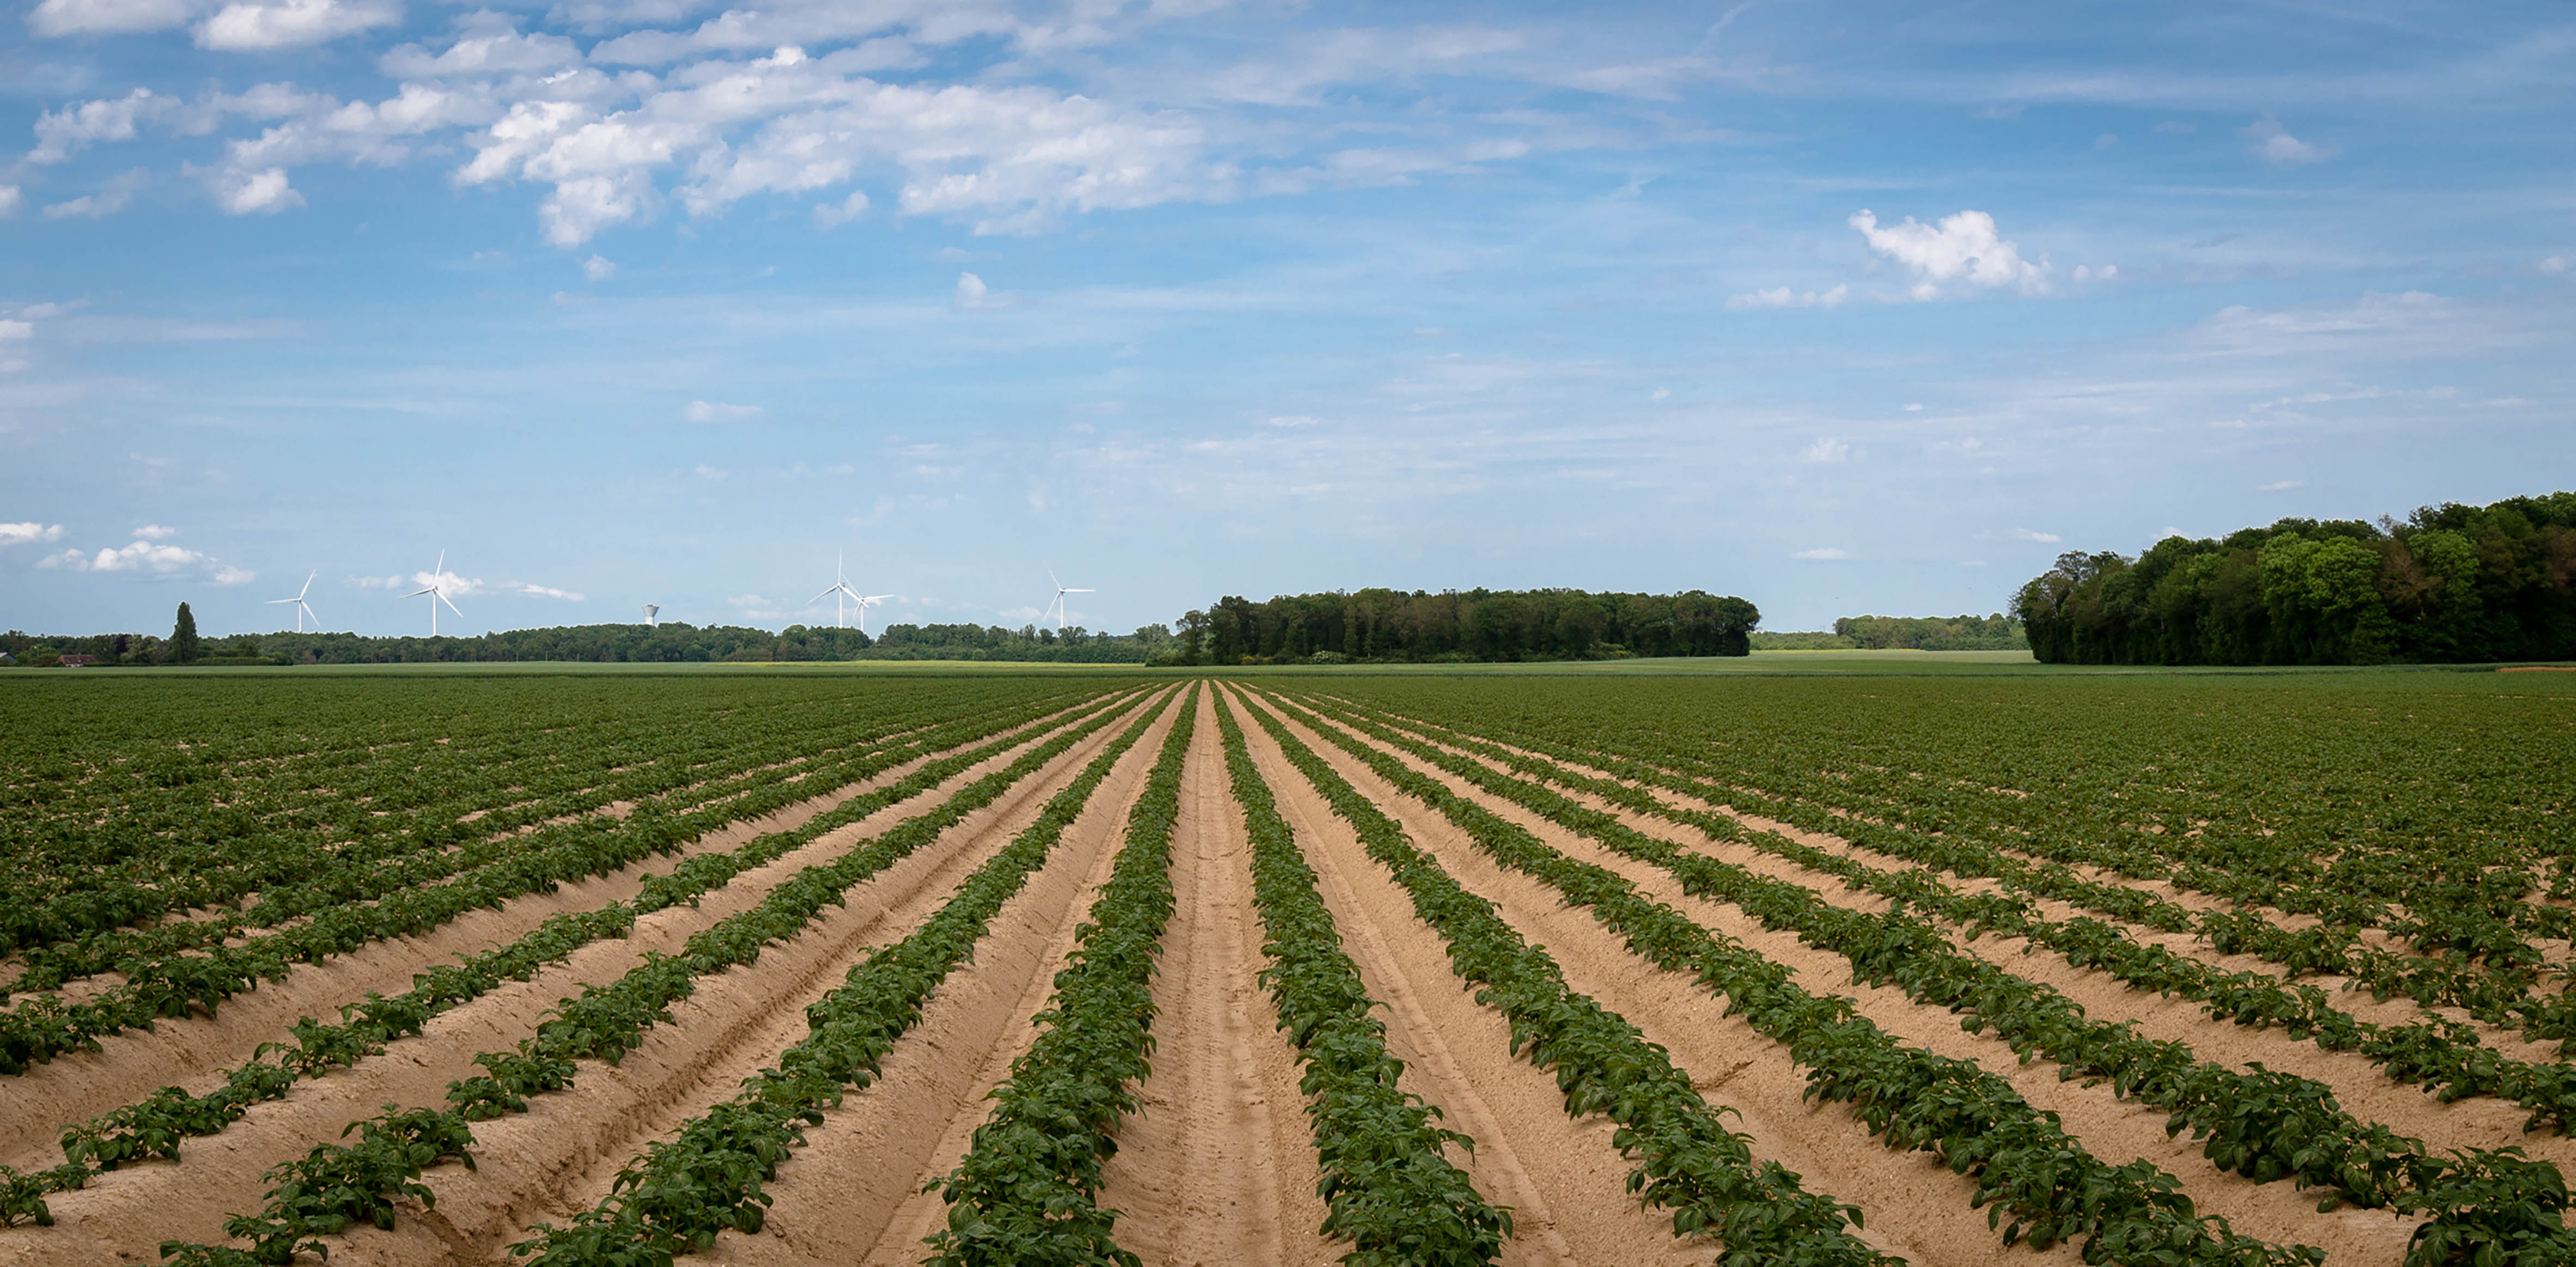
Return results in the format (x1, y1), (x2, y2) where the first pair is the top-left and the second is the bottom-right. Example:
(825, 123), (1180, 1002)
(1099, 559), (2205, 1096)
(0, 620), (1169, 666)
(2015, 491), (2576, 665)
(1162, 588), (1760, 664)
(1749, 614), (2025, 651)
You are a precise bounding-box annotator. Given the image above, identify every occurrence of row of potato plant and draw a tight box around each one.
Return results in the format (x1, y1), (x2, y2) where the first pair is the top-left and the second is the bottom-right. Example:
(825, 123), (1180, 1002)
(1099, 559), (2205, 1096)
(1, 679), (964, 958)
(1210, 691), (1514, 1267)
(1309, 695), (2576, 1134)
(0, 687), (1148, 1225)
(506, 688), (1181, 1265)
(1248, 689), (2323, 1266)
(0, 686), (1116, 1076)
(144, 686), (1164, 1264)
(2, 687), (1058, 999)
(1229, 689), (1895, 1267)
(923, 683), (1200, 1265)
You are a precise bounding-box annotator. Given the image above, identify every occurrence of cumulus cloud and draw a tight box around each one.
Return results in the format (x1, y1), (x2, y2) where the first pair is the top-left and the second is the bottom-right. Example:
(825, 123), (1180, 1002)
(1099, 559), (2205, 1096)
(1994, 527), (2061, 543)
(43, 169), (150, 220)
(513, 583), (585, 600)
(2543, 255), (2572, 277)
(1, 522), (68, 546)
(29, 88), (171, 165)
(1793, 547), (1851, 561)
(0, 321), (29, 341)
(2073, 264), (2118, 282)
(2258, 479), (2305, 491)
(1802, 437), (1849, 463)
(684, 399), (762, 422)
(1850, 209), (2049, 298)
(954, 271), (990, 308)
(582, 253), (616, 281)
(0, 186), (19, 217)
(196, 0), (401, 51)
(210, 166), (303, 214)
(2240, 115), (2332, 166)
(27, 0), (201, 37)
(40, 527), (251, 582)
(812, 189), (868, 229)
(1726, 283), (1845, 311)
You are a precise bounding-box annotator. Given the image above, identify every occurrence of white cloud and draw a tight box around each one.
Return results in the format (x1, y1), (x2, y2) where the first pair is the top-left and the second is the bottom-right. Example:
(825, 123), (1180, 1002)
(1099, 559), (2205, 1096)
(1998, 527), (2061, 543)
(2094, 133), (2117, 150)
(1903, 403), (1924, 411)
(42, 169), (150, 220)
(812, 189), (869, 229)
(1649, 387), (1669, 401)
(1793, 547), (1851, 561)
(0, 186), (19, 217)
(2073, 264), (2118, 282)
(27, 0), (201, 38)
(684, 399), (763, 422)
(196, 0), (400, 50)
(2240, 115), (2332, 166)
(1802, 437), (1849, 463)
(2258, 479), (2305, 491)
(1850, 209), (2050, 297)
(955, 271), (990, 308)
(29, 89), (170, 165)
(2543, 255), (2572, 277)
(514, 583), (585, 600)
(1725, 283), (1846, 311)
(1, 522), (67, 546)
(582, 254), (617, 281)
(41, 530), (249, 581)
(380, 24), (582, 78)
(1264, 415), (1322, 428)
(0, 321), (29, 341)
(210, 166), (302, 215)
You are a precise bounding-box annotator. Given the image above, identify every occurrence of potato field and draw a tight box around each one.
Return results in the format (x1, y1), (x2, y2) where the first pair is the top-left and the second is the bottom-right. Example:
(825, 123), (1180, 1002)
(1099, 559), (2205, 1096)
(1, 667), (2572, 1267)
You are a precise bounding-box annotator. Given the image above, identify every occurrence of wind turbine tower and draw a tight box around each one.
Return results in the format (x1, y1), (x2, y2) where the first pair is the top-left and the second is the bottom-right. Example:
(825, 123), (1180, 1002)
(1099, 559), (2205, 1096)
(810, 552), (896, 631)
(1045, 567), (1094, 634)
(268, 572), (319, 632)
(402, 551), (464, 637)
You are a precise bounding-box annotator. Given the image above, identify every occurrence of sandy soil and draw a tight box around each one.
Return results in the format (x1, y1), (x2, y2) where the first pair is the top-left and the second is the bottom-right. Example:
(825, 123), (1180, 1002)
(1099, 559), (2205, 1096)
(0, 689), (1163, 1266)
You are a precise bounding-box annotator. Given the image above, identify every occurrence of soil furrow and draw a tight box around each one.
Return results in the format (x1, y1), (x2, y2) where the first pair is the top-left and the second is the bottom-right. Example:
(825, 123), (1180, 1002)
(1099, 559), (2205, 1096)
(0, 695), (1115, 1174)
(687, 695), (1185, 1267)
(1254, 690), (2419, 1266)
(1091, 688), (1334, 1267)
(0, 689), (1159, 1266)
(1223, 685), (1718, 1267)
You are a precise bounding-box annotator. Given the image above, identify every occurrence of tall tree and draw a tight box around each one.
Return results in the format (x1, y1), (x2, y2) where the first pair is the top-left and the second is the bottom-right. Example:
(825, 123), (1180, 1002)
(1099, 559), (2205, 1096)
(171, 602), (201, 665)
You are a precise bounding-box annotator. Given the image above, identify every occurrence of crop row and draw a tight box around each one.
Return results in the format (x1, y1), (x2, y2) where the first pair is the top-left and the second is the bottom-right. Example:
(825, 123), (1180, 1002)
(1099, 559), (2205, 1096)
(17, 690), (1149, 1241)
(1211, 690), (1514, 1266)
(0, 685), (1121, 1076)
(1228, 687), (1895, 1266)
(1305, 693), (2576, 1134)
(4, 684), (1072, 995)
(508, 687), (1181, 1265)
(924, 682), (1200, 1265)
(3, 680), (1020, 958)
(0, 685), (1152, 1223)
(1249, 688), (2325, 1266)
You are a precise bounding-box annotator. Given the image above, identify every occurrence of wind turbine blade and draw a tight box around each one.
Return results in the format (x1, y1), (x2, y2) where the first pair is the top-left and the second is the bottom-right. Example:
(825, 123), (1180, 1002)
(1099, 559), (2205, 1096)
(809, 584), (841, 604)
(434, 550), (445, 575)
(268, 596), (295, 604)
(864, 594), (897, 602)
(440, 591), (464, 617)
(1047, 567), (1060, 591)
(298, 571), (315, 600)
(1066, 588), (1095, 593)
(402, 586), (435, 599)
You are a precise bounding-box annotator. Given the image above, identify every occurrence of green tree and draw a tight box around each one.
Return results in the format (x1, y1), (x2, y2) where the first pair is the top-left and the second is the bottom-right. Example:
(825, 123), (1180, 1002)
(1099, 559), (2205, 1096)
(171, 602), (202, 665)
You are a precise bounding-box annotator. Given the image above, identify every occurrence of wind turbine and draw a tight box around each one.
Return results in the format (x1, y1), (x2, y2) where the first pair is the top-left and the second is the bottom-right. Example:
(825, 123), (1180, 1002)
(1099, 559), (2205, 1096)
(267, 572), (319, 632)
(641, 604), (660, 628)
(1044, 567), (1093, 634)
(402, 551), (464, 637)
(809, 551), (896, 631)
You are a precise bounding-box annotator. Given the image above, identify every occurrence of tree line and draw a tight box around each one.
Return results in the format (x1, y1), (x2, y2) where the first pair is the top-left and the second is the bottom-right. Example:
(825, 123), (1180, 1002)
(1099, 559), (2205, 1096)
(1, 618), (1171, 666)
(2014, 491), (2576, 665)
(1157, 588), (1760, 665)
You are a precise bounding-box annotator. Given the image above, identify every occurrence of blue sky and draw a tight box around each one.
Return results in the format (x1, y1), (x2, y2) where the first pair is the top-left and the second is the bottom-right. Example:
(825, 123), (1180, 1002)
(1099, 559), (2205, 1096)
(3, 1), (2571, 638)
